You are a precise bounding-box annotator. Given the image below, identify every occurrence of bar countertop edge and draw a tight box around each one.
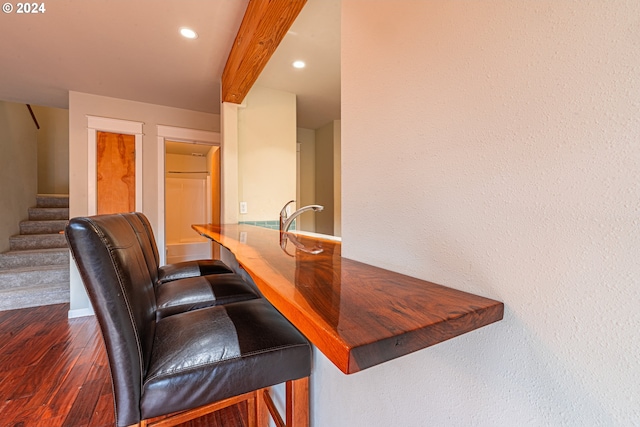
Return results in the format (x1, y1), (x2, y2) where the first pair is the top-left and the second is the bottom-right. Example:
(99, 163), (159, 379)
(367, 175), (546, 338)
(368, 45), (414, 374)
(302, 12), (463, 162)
(194, 223), (504, 375)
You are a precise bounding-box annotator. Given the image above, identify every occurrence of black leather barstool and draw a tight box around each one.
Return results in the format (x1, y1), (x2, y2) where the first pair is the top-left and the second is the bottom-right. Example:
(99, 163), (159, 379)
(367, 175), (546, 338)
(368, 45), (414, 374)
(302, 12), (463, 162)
(66, 214), (311, 427)
(121, 212), (261, 319)
(124, 212), (234, 283)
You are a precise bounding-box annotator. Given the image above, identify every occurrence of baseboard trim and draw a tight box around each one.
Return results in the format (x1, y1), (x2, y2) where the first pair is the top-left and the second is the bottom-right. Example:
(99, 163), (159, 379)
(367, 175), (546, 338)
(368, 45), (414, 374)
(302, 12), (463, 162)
(68, 307), (94, 319)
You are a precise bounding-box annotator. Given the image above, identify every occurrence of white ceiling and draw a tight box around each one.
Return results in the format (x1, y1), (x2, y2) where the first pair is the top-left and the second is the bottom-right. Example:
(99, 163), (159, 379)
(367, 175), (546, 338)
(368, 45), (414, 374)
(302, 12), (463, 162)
(0, 0), (340, 130)
(257, 0), (341, 129)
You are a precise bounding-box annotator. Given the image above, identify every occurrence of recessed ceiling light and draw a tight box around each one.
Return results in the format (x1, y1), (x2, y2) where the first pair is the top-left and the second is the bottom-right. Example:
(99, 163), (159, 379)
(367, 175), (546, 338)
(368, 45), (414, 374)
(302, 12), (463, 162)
(292, 60), (306, 69)
(180, 28), (198, 39)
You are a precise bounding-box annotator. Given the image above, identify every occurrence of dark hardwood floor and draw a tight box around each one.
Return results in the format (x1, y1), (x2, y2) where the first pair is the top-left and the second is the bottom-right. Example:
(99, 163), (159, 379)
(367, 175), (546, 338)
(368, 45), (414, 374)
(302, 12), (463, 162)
(0, 303), (248, 427)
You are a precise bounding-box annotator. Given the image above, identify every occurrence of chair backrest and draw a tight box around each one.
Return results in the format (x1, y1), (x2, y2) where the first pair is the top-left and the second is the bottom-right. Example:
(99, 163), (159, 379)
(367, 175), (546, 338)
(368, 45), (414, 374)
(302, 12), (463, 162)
(121, 212), (161, 284)
(65, 214), (157, 426)
(134, 211), (161, 267)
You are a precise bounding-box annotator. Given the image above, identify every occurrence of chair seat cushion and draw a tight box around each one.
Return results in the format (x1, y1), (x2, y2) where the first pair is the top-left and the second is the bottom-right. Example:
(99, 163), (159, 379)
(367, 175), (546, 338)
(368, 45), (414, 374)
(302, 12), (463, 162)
(140, 299), (311, 420)
(158, 259), (233, 285)
(155, 273), (260, 320)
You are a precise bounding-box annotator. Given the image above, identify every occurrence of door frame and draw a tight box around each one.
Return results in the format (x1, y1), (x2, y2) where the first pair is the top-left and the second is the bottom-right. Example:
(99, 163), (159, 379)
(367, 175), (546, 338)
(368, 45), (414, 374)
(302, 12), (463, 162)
(87, 116), (143, 215)
(157, 125), (220, 266)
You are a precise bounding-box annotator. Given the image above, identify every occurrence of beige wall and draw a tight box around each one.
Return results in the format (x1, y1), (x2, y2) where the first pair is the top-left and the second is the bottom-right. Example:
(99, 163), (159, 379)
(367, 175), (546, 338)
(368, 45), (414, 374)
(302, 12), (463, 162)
(68, 91), (219, 314)
(237, 86), (296, 222)
(0, 101), (38, 253)
(332, 120), (341, 236)
(31, 105), (69, 194)
(313, 1), (640, 426)
(314, 120), (341, 236)
(296, 127), (316, 231)
(221, 103), (239, 224)
(314, 122), (334, 234)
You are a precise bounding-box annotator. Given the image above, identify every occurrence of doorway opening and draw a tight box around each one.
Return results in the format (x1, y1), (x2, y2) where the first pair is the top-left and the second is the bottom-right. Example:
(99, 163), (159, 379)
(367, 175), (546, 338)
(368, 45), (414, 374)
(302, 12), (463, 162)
(156, 125), (221, 265)
(164, 140), (219, 264)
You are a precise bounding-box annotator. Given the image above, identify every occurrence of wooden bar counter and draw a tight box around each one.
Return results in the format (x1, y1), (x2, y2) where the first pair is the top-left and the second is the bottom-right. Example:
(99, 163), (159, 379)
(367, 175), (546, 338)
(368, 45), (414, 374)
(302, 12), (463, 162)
(193, 224), (504, 375)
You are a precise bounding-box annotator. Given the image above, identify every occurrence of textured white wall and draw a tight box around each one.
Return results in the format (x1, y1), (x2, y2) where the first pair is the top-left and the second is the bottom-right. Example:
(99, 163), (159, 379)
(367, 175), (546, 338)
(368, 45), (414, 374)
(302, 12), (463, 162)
(319, 1), (640, 426)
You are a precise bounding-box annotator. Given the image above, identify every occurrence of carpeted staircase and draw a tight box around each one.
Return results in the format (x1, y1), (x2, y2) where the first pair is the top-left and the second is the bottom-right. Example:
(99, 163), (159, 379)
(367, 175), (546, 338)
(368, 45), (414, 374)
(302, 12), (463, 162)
(0, 194), (70, 311)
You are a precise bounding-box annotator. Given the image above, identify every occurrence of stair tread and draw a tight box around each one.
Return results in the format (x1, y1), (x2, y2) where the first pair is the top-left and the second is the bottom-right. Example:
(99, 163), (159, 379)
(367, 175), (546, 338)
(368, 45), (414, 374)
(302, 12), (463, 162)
(20, 219), (68, 223)
(28, 207), (69, 212)
(29, 206), (69, 210)
(0, 282), (69, 291)
(0, 263), (69, 290)
(10, 233), (65, 238)
(0, 283), (70, 311)
(0, 248), (69, 269)
(0, 264), (68, 274)
(2, 248), (68, 254)
(9, 233), (67, 250)
(19, 219), (68, 235)
(0, 247), (69, 269)
(35, 194), (69, 208)
(27, 207), (69, 220)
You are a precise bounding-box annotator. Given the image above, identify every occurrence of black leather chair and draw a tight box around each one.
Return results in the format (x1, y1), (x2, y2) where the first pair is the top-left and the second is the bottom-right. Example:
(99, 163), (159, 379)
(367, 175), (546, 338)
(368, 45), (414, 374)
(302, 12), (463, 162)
(66, 214), (311, 427)
(120, 212), (260, 320)
(124, 212), (233, 284)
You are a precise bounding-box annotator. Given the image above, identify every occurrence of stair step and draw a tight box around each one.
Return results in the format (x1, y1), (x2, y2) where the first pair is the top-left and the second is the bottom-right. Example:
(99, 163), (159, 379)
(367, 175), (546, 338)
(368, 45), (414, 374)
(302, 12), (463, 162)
(28, 207), (69, 221)
(0, 265), (69, 290)
(0, 248), (69, 269)
(0, 194), (72, 311)
(9, 233), (67, 251)
(19, 220), (68, 235)
(0, 283), (70, 311)
(36, 194), (69, 208)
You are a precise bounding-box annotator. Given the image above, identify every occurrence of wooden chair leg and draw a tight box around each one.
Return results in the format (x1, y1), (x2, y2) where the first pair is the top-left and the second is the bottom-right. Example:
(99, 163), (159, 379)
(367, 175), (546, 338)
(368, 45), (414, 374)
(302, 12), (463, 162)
(247, 391), (257, 427)
(286, 377), (309, 427)
(254, 378), (310, 427)
(256, 387), (271, 427)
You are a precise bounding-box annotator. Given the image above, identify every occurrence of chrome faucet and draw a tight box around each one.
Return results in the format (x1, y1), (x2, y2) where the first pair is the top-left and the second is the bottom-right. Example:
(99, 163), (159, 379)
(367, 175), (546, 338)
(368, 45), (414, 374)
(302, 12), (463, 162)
(279, 200), (324, 233)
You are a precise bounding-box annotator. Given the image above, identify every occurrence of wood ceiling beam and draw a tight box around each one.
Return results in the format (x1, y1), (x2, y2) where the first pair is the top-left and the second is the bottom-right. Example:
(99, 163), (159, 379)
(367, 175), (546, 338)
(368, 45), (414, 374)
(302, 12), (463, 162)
(222, 0), (307, 104)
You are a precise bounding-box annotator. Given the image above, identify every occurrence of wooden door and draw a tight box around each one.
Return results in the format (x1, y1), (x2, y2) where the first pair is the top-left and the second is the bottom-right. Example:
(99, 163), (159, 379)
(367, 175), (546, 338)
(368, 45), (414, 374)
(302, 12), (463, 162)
(97, 131), (135, 214)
